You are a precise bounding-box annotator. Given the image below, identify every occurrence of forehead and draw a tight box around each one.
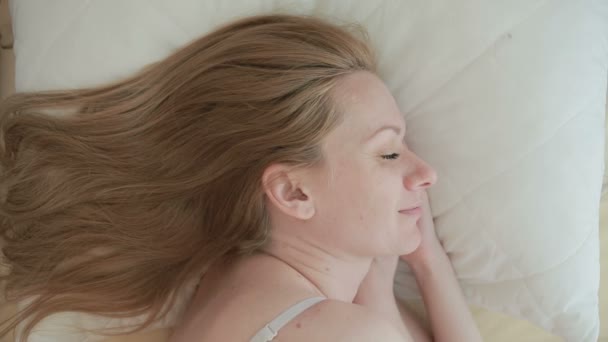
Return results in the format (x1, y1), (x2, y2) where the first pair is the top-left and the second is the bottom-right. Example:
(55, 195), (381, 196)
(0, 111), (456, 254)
(329, 71), (405, 142)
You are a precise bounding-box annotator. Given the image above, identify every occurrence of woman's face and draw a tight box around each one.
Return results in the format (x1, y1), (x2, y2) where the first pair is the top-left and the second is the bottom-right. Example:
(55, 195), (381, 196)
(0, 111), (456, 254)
(307, 71), (437, 258)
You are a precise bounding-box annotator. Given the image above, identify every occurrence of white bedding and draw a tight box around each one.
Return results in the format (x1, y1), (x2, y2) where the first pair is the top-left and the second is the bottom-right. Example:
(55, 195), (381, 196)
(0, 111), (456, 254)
(8, 0), (608, 341)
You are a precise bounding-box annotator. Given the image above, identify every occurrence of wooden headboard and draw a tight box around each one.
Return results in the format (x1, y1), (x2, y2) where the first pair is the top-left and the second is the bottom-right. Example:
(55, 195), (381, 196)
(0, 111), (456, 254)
(0, 0), (14, 100)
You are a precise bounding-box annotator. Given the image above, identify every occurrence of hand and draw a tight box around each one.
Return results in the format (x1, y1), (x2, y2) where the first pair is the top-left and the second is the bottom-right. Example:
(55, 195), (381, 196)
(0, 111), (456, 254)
(399, 190), (445, 269)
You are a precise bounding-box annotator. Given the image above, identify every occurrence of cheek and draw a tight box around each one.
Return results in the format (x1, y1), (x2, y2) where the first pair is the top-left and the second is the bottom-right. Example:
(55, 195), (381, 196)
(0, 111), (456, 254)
(342, 161), (394, 196)
(325, 157), (399, 220)
(318, 163), (367, 221)
(343, 177), (394, 226)
(336, 168), (371, 207)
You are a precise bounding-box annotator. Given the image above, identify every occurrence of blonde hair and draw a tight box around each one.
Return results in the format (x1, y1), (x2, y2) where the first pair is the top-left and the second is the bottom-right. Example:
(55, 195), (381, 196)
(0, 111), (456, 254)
(0, 13), (377, 341)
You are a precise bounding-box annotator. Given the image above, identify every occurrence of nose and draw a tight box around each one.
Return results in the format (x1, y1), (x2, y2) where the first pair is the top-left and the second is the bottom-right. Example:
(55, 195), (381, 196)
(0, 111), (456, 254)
(402, 152), (438, 191)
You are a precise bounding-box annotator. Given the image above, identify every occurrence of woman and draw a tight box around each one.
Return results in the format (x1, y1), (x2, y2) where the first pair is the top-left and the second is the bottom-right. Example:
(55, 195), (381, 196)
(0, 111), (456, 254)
(0, 13), (482, 342)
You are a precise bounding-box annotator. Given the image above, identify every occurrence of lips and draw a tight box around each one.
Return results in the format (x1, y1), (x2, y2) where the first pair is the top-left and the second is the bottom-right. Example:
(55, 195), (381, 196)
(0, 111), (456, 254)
(399, 206), (421, 215)
(400, 203), (421, 211)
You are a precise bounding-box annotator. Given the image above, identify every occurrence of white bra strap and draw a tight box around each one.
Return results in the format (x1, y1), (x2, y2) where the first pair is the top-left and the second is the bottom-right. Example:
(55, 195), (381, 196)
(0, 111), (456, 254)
(249, 296), (326, 342)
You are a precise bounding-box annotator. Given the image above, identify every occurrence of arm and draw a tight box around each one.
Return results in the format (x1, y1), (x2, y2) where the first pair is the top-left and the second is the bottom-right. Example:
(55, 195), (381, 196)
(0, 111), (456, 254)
(353, 257), (430, 342)
(400, 190), (483, 342)
(394, 297), (433, 342)
(409, 249), (483, 342)
(354, 255), (478, 342)
(354, 290), (416, 341)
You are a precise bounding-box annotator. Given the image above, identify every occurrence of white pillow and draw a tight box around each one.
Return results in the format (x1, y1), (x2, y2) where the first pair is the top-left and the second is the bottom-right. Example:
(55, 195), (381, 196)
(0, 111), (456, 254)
(9, 0), (607, 341)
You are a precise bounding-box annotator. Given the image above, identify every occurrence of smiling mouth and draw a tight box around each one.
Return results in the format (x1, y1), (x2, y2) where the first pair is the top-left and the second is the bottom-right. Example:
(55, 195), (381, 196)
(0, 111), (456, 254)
(399, 207), (421, 215)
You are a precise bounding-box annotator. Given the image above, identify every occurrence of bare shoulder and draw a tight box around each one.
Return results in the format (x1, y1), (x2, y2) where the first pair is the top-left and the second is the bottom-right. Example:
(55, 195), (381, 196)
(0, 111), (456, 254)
(278, 299), (408, 342)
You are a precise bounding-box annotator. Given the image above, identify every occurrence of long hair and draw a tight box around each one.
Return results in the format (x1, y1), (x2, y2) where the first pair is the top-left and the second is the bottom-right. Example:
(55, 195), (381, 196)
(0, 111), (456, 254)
(0, 13), (377, 341)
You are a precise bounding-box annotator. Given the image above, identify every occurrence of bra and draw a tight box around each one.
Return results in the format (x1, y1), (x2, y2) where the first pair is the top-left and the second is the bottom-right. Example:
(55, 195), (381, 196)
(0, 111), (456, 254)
(249, 296), (327, 342)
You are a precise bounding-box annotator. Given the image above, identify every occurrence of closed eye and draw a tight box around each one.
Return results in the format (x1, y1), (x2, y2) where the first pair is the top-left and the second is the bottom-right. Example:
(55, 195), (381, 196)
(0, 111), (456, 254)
(381, 153), (400, 160)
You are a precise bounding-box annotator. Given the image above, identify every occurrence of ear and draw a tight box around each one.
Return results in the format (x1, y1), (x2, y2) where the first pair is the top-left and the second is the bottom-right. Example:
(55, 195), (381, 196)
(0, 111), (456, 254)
(261, 163), (315, 220)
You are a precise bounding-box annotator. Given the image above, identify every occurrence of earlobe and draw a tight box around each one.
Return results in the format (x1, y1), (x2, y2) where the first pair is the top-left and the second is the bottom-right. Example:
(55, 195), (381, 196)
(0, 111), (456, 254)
(299, 202), (315, 220)
(262, 164), (315, 220)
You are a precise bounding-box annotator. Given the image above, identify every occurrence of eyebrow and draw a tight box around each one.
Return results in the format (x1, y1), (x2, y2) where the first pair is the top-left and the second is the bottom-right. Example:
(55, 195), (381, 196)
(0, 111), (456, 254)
(365, 123), (407, 143)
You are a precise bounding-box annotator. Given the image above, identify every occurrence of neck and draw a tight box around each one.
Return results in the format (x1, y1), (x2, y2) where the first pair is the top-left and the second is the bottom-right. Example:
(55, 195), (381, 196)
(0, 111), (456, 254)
(258, 236), (372, 303)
